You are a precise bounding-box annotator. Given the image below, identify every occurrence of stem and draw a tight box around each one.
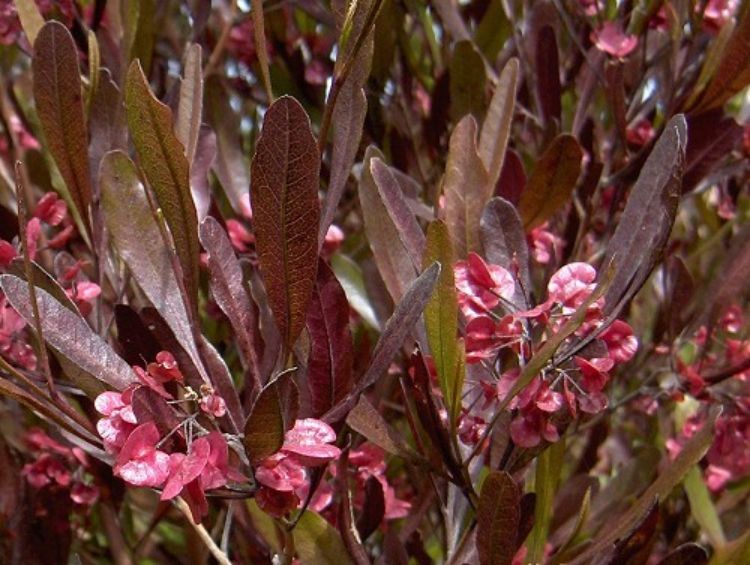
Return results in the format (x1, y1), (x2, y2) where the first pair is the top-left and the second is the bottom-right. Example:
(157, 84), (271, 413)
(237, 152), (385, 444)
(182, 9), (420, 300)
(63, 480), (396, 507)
(174, 497), (233, 565)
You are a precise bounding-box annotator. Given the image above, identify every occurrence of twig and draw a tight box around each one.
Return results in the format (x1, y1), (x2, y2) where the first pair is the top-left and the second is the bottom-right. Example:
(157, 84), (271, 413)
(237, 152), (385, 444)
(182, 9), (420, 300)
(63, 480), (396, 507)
(14, 161), (56, 400)
(174, 497), (233, 565)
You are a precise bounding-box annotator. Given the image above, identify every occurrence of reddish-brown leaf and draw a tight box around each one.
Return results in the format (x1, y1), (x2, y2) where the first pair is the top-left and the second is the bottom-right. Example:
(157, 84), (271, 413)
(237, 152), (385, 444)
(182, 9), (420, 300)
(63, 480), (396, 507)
(243, 370), (299, 465)
(32, 21), (92, 231)
(477, 471), (522, 565)
(518, 134), (582, 229)
(601, 115), (687, 317)
(306, 260), (354, 417)
(251, 96), (321, 349)
(125, 60), (200, 312)
(199, 217), (262, 392)
(0, 274), (134, 391)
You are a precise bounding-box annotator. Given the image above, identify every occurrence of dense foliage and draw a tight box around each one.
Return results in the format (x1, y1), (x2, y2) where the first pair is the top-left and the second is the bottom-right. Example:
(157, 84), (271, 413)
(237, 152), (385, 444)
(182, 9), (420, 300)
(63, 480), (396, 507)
(0, 0), (749, 563)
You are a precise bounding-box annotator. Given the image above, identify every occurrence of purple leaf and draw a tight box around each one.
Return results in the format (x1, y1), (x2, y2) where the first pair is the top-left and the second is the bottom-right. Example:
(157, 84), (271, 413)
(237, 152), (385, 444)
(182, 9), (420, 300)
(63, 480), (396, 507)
(306, 260), (354, 417)
(0, 274), (134, 391)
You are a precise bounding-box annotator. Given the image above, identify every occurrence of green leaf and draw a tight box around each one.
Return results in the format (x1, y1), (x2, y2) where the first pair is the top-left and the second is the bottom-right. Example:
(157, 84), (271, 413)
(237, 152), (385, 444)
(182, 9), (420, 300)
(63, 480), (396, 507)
(422, 221), (461, 422)
(251, 96), (321, 350)
(14, 0), (45, 46)
(293, 510), (355, 565)
(243, 371), (298, 465)
(32, 21), (92, 233)
(528, 440), (566, 564)
(684, 466), (726, 548)
(477, 471), (522, 565)
(518, 134), (582, 229)
(450, 40), (487, 122)
(86, 30), (100, 111)
(176, 43), (204, 165)
(570, 407), (722, 564)
(444, 115), (492, 257)
(125, 59), (200, 312)
(330, 254), (380, 330)
(479, 57), (518, 189)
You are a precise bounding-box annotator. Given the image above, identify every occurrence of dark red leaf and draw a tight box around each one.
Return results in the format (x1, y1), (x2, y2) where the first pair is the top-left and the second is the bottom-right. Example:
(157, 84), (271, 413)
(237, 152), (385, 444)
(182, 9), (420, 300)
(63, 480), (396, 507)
(251, 95), (321, 350)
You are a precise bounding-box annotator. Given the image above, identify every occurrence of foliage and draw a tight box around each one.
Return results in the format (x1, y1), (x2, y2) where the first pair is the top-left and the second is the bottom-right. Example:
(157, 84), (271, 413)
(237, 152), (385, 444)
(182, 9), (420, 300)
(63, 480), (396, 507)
(0, 0), (749, 563)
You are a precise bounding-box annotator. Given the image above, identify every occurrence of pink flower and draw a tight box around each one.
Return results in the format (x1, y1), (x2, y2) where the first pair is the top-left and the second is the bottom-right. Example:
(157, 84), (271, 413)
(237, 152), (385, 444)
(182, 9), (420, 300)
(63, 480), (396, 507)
(529, 223), (564, 264)
(70, 482), (100, 506)
(575, 356), (614, 393)
(0, 295), (36, 370)
(465, 315), (523, 364)
(66, 281), (101, 317)
(255, 486), (300, 518)
(95, 390), (138, 452)
(113, 422), (171, 487)
(255, 453), (307, 492)
(455, 253), (516, 319)
(147, 351), (184, 384)
(0, 239), (16, 267)
(281, 418), (341, 466)
(25, 217), (41, 262)
(349, 443), (411, 520)
(22, 453), (72, 488)
(47, 224), (75, 248)
(162, 432), (245, 522)
(510, 409), (559, 448)
(226, 219), (255, 252)
(133, 366), (172, 399)
(322, 224), (344, 256)
(626, 119), (655, 147)
(591, 22), (638, 58)
(702, 0), (738, 32)
(199, 387), (227, 418)
(600, 320), (638, 363)
(34, 192), (68, 226)
(547, 262), (599, 313)
(706, 465), (733, 491)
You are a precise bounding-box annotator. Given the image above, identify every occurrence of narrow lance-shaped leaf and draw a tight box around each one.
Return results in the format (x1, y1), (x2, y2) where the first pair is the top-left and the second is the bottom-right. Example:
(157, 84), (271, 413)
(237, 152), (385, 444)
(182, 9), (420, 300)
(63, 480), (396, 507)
(33, 21), (92, 232)
(370, 157), (425, 269)
(199, 217), (262, 393)
(450, 41), (487, 121)
(358, 146), (418, 302)
(205, 78), (249, 213)
(518, 134), (583, 229)
(15, 0), (45, 45)
(99, 150), (208, 383)
(0, 274), (134, 391)
(319, 0), (374, 247)
(688, 5), (750, 114)
(423, 221), (460, 421)
(479, 57), (519, 188)
(125, 60), (200, 311)
(251, 95), (321, 350)
(176, 43), (204, 165)
(306, 260), (354, 417)
(601, 115), (687, 317)
(477, 471), (521, 565)
(444, 115), (492, 258)
(323, 262), (441, 423)
(570, 407), (721, 564)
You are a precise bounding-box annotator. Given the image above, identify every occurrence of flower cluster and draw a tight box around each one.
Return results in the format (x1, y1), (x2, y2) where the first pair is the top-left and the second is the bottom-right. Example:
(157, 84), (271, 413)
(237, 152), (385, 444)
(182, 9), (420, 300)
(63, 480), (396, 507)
(94, 352), (243, 522)
(455, 253), (638, 448)
(22, 427), (99, 507)
(254, 418), (340, 517)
